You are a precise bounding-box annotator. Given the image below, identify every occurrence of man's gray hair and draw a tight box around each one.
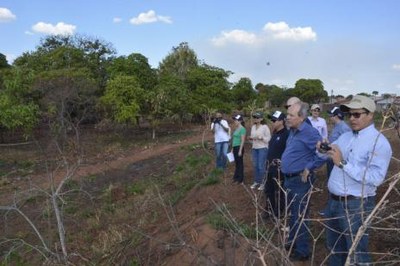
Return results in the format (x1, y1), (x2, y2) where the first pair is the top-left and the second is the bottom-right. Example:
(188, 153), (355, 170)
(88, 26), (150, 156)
(292, 102), (309, 118)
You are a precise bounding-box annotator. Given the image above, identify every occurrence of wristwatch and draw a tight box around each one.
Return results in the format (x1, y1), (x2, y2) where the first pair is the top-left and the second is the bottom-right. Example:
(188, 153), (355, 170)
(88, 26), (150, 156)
(338, 160), (347, 169)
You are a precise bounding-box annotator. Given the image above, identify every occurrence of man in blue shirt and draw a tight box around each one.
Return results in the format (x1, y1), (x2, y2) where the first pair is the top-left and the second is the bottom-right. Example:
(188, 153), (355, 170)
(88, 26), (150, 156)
(281, 102), (325, 261)
(318, 95), (392, 265)
(326, 106), (352, 176)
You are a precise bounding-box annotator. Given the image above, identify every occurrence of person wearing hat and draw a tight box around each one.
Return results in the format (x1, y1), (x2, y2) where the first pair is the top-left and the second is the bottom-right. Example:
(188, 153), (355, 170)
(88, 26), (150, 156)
(263, 110), (289, 220)
(326, 106), (351, 176)
(308, 104), (328, 139)
(317, 95), (392, 265)
(249, 111), (271, 190)
(231, 114), (246, 184)
(211, 112), (231, 170)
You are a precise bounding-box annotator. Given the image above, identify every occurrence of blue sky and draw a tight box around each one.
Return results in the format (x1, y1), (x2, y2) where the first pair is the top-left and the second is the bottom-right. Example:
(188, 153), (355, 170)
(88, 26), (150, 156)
(1, 0), (399, 97)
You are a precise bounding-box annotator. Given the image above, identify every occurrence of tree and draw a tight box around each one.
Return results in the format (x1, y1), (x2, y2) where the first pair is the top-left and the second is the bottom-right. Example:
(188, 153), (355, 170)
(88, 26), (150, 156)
(159, 42), (198, 81)
(372, 91), (379, 97)
(0, 53), (10, 69)
(100, 75), (145, 125)
(292, 79), (328, 103)
(230, 77), (257, 109)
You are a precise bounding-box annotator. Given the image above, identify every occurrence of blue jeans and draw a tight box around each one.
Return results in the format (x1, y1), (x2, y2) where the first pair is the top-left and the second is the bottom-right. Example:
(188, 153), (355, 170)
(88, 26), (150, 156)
(215, 141), (229, 169)
(326, 196), (375, 266)
(251, 148), (268, 184)
(284, 174), (315, 257)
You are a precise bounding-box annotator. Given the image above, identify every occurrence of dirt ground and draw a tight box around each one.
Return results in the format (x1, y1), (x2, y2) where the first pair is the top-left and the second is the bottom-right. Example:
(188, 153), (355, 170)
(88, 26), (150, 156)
(0, 124), (399, 265)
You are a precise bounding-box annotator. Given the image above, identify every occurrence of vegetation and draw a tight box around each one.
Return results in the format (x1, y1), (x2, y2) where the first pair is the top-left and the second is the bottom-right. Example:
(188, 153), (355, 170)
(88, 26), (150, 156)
(0, 34), (333, 142)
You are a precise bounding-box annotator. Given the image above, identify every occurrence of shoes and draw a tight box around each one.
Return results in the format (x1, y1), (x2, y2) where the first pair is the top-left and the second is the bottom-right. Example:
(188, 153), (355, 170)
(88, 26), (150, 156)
(232, 180), (243, 185)
(258, 184), (265, 191)
(250, 182), (259, 189)
(289, 252), (309, 261)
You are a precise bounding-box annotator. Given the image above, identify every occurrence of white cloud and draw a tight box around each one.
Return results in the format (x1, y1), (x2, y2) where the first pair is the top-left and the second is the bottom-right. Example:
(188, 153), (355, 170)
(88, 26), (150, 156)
(0, 7), (16, 22)
(113, 17), (122, 23)
(25, 31), (34, 35)
(392, 64), (400, 71)
(32, 22), (76, 35)
(211, 30), (257, 46)
(211, 21), (317, 47)
(263, 22), (317, 41)
(129, 10), (172, 25)
(396, 84), (400, 89)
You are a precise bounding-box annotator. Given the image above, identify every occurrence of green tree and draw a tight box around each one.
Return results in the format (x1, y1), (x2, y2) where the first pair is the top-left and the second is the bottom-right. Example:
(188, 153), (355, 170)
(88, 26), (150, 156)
(0, 53), (10, 69)
(230, 77), (257, 109)
(100, 75), (145, 124)
(186, 64), (232, 116)
(292, 79), (328, 103)
(159, 42), (198, 81)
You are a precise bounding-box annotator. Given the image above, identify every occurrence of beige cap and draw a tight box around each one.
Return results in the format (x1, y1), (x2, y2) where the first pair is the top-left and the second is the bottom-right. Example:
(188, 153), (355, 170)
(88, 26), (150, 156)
(340, 95), (376, 113)
(311, 104), (321, 110)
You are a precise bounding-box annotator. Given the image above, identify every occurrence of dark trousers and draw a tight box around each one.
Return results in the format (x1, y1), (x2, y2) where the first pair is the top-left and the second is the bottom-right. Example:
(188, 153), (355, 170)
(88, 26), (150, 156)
(265, 170), (285, 217)
(233, 146), (244, 183)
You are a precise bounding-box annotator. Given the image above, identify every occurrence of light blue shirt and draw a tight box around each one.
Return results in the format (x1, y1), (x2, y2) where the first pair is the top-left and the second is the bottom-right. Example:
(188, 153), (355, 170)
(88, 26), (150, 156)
(328, 120), (351, 143)
(328, 124), (392, 197)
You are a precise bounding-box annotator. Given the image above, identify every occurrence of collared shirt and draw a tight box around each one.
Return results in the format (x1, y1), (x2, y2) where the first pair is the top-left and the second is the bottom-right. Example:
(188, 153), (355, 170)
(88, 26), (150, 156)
(281, 121), (324, 174)
(328, 120), (351, 143)
(211, 119), (231, 143)
(267, 127), (289, 174)
(250, 124), (271, 149)
(308, 116), (328, 139)
(328, 124), (392, 197)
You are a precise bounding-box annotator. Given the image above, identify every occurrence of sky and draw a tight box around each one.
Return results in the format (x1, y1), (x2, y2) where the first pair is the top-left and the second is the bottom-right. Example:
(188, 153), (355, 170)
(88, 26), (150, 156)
(1, 0), (400, 97)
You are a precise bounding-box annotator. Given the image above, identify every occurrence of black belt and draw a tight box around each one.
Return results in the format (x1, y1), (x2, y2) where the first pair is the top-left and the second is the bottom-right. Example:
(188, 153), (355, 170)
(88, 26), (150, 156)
(330, 194), (357, 201)
(283, 171), (303, 178)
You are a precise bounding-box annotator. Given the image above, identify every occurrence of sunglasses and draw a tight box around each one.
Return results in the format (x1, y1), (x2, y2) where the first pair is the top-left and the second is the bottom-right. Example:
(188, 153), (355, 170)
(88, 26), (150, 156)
(312, 109), (320, 112)
(346, 111), (368, 118)
(284, 105), (291, 109)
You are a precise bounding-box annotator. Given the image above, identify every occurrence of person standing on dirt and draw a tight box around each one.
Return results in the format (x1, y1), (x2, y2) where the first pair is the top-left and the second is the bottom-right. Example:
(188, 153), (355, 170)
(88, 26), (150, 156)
(281, 102), (324, 262)
(211, 112), (231, 170)
(263, 110), (289, 220)
(231, 114), (246, 184)
(325, 106), (351, 176)
(317, 95), (392, 266)
(308, 104), (328, 140)
(249, 111), (271, 190)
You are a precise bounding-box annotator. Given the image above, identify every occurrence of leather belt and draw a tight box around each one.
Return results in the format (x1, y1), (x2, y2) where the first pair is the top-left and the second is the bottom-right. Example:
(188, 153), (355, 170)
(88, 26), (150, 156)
(283, 171), (302, 178)
(330, 194), (357, 201)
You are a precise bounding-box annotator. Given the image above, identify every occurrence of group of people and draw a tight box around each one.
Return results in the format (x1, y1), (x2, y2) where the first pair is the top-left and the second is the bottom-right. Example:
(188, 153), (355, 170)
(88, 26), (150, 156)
(210, 95), (392, 265)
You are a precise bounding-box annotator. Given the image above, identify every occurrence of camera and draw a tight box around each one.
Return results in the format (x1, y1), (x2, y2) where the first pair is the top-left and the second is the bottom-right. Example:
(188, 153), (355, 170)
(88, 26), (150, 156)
(213, 117), (221, 124)
(320, 142), (332, 152)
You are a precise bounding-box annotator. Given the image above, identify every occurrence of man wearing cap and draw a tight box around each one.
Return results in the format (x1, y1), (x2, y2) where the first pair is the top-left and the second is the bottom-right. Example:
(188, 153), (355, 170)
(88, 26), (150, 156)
(318, 95), (392, 265)
(211, 112), (231, 170)
(326, 106), (351, 176)
(263, 110), (289, 220)
(308, 104), (328, 139)
(281, 102), (325, 261)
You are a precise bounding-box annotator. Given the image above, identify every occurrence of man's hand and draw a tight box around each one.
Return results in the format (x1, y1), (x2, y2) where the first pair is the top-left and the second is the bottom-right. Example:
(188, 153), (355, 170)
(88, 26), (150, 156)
(301, 168), (310, 183)
(327, 144), (343, 166)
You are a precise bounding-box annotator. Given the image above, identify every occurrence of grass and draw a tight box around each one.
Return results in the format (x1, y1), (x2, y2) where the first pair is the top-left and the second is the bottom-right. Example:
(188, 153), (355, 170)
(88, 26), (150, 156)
(207, 210), (268, 239)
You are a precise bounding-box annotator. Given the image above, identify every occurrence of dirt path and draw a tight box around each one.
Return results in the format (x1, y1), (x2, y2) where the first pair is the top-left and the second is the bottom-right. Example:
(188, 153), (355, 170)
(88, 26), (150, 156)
(0, 127), (213, 204)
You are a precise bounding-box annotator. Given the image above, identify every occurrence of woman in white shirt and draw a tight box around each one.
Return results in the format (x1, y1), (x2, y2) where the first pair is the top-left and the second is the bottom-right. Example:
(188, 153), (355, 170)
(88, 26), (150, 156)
(249, 112), (271, 190)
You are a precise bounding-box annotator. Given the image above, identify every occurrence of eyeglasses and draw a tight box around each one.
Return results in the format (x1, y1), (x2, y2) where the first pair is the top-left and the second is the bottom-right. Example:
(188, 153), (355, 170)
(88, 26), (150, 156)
(312, 109), (320, 112)
(346, 111), (368, 118)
